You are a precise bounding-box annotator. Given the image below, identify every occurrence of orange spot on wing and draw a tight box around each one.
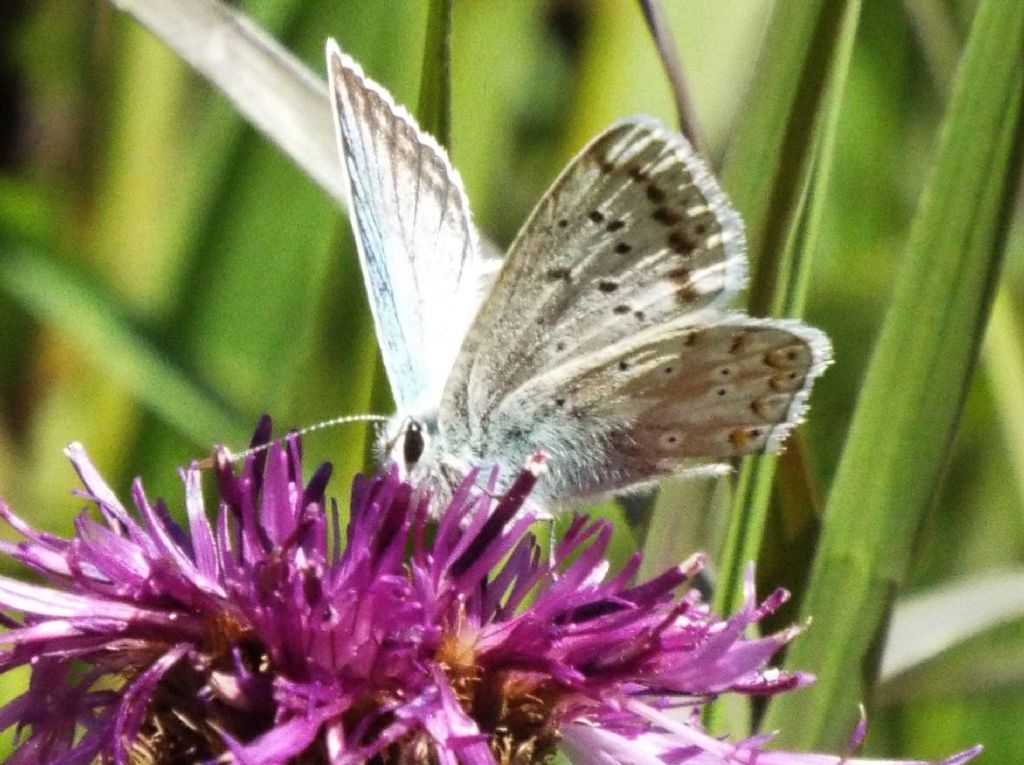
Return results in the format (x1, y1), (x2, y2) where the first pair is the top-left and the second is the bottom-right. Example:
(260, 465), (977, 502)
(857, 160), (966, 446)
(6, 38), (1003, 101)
(729, 428), (751, 449)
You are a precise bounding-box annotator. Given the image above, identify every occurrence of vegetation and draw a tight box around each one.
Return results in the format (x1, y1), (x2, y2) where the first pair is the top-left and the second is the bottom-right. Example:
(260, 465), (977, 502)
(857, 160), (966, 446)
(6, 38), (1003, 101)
(0, 1), (1021, 760)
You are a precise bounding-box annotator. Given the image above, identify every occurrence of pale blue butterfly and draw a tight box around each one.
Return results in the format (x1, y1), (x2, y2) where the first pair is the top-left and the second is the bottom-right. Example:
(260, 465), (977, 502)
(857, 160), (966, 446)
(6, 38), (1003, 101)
(325, 39), (831, 510)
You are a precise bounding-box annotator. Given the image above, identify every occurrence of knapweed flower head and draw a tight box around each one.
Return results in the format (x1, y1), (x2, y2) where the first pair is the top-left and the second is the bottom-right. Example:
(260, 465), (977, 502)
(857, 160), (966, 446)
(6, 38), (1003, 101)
(0, 419), (979, 765)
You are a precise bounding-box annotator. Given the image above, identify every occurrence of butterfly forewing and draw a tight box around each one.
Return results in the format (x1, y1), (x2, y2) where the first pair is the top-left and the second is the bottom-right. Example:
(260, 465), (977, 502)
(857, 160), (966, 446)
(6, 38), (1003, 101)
(326, 42), (488, 415)
(444, 118), (746, 420)
(438, 117), (831, 503)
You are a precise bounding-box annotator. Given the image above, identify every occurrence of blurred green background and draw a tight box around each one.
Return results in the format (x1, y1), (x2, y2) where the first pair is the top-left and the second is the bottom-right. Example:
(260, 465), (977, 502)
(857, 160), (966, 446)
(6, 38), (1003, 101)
(0, 0), (1021, 761)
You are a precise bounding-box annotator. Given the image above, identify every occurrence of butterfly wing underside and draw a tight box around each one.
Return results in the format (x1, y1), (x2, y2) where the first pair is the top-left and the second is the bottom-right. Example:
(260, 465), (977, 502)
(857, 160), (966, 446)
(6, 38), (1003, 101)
(326, 40), (487, 414)
(439, 118), (831, 500)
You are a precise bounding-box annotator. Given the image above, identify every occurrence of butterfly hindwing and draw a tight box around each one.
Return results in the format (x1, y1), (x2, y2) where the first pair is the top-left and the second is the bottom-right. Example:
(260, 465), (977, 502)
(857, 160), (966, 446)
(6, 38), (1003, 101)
(326, 41), (489, 414)
(552, 319), (830, 497)
(443, 319), (830, 501)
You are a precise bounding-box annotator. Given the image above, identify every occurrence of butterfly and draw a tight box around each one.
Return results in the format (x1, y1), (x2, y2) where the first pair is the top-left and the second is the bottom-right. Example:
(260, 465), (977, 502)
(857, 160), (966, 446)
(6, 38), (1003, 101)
(325, 39), (831, 509)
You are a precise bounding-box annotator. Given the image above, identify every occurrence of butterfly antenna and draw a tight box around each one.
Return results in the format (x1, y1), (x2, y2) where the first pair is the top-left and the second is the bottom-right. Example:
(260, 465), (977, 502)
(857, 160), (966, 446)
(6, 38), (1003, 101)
(197, 414), (390, 469)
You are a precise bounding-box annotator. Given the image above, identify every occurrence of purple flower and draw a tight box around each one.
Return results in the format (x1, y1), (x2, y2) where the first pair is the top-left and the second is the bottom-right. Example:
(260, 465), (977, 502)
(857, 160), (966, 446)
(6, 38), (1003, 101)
(0, 419), (979, 764)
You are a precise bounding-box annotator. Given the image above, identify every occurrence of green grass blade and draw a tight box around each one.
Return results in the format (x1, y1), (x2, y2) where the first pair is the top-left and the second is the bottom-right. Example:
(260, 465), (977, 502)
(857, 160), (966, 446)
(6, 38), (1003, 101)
(707, 0), (862, 634)
(636, 0), (708, 157)
(417, 0), (452, 148)
(720, 1), (853, 302)
(764, 0), (1024, 749)
(0, 249), (250, 447)
(703, 2), (859, 738)
(712, 0), (860, 620)
(984, 289), (1024, 509)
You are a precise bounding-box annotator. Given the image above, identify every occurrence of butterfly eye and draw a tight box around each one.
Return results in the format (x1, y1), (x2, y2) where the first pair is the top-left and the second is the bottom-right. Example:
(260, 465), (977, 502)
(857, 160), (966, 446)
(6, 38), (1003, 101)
(403, 421), (426, 467)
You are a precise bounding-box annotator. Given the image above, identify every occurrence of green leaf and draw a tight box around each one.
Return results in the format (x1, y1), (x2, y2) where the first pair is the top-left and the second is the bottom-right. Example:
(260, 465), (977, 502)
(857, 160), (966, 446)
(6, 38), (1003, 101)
(763, 0), (1024, 749)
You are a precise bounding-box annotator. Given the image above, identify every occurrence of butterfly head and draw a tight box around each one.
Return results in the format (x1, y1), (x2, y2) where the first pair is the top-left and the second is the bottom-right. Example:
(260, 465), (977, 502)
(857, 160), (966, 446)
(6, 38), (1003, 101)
(380, 414), (439, 482)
